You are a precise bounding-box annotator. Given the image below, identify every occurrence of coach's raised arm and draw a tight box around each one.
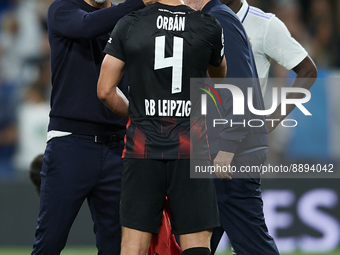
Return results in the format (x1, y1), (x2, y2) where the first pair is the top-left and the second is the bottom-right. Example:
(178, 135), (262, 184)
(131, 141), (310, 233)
(47, 0), (156, 38)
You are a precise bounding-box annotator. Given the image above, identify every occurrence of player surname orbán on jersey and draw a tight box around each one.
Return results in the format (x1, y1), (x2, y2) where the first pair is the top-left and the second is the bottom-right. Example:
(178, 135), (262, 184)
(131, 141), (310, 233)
(97, 1), (226, 254)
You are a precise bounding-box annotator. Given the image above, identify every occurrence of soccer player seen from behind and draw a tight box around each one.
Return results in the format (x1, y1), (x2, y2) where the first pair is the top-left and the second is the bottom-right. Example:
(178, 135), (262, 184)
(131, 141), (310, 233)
(97, 0), (227, 254)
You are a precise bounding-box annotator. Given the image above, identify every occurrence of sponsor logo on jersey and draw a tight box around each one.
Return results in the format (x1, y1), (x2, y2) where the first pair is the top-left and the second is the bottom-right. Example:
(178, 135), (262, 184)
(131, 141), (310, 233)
(145, 99), (191, 117)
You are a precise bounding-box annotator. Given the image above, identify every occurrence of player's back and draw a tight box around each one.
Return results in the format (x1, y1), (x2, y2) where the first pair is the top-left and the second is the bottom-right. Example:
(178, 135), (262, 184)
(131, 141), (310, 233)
(118, 3), (222, 116)
(105, 3), (224, 159)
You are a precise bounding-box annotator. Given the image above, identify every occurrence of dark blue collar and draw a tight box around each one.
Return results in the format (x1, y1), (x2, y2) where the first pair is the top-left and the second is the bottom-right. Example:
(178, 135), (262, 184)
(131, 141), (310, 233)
(202, 0), (222, 13)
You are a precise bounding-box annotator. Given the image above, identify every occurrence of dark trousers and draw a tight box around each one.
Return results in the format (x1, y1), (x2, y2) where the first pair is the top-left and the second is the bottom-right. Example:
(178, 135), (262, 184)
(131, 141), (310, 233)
(211, 149), (280, 255)
(31, 134), (123, 255)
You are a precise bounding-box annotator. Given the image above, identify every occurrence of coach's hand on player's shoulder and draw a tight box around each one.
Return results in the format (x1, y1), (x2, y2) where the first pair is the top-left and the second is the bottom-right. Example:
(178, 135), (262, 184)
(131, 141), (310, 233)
(213, 150), (234, 180)
(142, 0), (156, 6)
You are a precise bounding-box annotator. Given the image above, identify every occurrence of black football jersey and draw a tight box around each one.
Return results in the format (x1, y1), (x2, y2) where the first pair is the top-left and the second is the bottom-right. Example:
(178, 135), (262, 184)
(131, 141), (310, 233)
(104, 2), (224, 159)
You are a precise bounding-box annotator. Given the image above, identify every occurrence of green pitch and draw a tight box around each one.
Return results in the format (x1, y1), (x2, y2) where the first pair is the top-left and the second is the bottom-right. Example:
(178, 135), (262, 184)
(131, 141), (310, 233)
(217, 250), (340, 255)
(0, 247), (339, 255)
(0, 246), (97, 255)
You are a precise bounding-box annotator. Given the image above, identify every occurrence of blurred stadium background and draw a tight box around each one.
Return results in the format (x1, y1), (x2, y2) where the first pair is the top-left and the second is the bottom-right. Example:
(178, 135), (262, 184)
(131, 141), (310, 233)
(1, 0), (340, 254)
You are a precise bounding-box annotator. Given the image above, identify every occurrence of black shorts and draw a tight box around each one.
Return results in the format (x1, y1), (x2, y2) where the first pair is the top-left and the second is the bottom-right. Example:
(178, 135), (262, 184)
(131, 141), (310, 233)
(120, 159), (220, 235)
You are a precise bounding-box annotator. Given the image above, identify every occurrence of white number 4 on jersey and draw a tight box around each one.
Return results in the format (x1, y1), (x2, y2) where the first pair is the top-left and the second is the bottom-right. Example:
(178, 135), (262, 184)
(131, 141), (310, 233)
(154, 35), (184, 94)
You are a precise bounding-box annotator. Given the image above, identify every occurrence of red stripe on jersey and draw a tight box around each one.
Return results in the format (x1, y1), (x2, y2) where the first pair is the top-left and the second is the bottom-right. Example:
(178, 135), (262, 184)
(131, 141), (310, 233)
(190, 119), (205, 159)
(178, 132), (190, 159)
(133, 127), (146, 158)
(161, 121), (163, 159)
(122, 116), (132, 159)
(191, 120), (203, 139)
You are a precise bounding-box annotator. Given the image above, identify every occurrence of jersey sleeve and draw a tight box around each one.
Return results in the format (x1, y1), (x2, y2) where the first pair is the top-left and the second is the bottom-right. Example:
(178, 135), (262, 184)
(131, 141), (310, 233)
(208, 18), (224, 67)
(263, 16), (308, 70)
(104, 16), (132, 62)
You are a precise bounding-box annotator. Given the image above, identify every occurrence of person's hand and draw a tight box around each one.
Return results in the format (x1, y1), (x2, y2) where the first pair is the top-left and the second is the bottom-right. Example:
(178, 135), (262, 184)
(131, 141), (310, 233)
(142, 0), (156, 6)
(213, 150), (234, 180)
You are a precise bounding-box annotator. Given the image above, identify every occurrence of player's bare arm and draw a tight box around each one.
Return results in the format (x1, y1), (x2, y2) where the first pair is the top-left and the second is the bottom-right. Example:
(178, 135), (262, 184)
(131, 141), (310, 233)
(97, 55), (129, 119)
(267, 56), (317, 133)
(143, 0), (158, 5)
